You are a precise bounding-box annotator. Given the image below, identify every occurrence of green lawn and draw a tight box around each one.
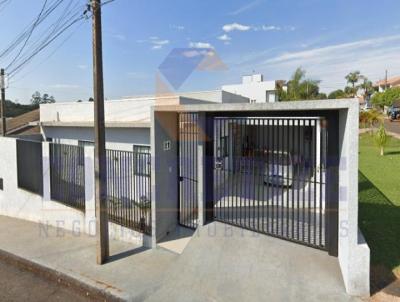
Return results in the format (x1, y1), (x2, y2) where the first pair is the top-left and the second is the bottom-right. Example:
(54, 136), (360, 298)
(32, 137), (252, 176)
(358, 134), (400, 290)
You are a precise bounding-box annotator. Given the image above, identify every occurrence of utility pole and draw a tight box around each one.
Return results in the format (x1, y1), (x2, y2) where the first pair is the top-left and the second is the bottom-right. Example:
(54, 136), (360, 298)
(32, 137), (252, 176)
(1, 69), (6, 136)
(92, 0), (109, 264)
(385, 70), (388, 91)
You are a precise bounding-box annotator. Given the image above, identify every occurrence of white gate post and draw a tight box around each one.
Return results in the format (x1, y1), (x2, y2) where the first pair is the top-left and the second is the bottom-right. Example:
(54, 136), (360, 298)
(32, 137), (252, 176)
(197, 113), (206, 226)
(84, 146), (96, 236)
(42, 141), (51, 203)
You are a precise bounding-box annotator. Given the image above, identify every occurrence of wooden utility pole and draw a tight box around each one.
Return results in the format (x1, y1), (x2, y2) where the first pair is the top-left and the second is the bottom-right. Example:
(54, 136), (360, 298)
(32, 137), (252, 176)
(92, 0), (109, 264)
(1, 69), (6, 136)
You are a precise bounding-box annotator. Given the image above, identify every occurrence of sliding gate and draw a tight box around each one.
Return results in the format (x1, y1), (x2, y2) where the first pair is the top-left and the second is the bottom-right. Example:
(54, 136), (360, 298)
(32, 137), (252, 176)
(213, 117), (328, 250)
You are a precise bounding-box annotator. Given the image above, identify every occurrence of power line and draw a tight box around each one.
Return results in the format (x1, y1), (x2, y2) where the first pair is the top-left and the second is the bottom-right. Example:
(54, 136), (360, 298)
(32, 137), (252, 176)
(6, 0), (49, 70)
(3, 0), (117, 83)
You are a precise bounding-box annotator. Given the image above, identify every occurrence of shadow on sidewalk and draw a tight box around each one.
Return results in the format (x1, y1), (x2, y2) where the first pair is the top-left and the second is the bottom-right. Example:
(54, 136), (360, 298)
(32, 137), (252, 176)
(107, 246), (149, 263)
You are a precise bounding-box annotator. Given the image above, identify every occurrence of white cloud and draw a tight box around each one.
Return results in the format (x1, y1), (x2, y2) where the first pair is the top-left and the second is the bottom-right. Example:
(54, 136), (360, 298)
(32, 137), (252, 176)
(77, 65), (87, 70)
(263, 35), (400, 65)
(151, 39), (169, 50)
(218, 34), (231, 41)
(138, 37), (170, 50)
(261, 25), (281, 31)
(234, 34), (400, 93)
(222, 23), (290, 33)
(222, 23), (251, 32)
(229, 0), (263, 16)
(189, 42), (214, 49)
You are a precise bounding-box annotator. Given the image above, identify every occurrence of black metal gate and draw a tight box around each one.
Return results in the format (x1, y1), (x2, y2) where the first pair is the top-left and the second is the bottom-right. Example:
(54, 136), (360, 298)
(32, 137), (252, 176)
(213, 117), (327, 249)
(178, 113), (199, 229)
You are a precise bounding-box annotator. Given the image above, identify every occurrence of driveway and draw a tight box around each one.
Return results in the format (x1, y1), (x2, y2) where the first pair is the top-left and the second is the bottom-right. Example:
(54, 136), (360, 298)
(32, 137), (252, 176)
(146, 222), (360, 302)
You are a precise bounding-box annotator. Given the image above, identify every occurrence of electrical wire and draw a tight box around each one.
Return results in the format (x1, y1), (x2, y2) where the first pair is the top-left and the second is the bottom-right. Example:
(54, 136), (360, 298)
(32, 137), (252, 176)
(5, 0), (117, 83)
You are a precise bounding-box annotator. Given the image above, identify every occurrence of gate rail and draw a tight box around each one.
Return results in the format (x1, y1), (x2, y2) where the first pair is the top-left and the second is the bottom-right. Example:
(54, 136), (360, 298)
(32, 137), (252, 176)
(213, 117), (327, 249)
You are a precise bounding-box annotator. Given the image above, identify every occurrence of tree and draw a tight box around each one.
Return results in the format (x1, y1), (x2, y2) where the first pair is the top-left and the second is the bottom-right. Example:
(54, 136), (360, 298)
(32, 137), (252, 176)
(371, 87), (400, 108)
(279, 67), (322, 101)
(328, 89), (347, 99)
(30, 91), (56, 105)
(345, 71), (361, 97)
(31, 91), (42, 106)
(359, 109), (382, 132)
(374, 124), (389, 156)
(359, 78), (374, 101)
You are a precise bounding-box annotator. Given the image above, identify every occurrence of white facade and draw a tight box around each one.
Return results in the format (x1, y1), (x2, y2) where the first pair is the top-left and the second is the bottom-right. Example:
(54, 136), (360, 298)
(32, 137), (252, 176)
(222, 74), (279, 103)
(39, 91), (249, 149)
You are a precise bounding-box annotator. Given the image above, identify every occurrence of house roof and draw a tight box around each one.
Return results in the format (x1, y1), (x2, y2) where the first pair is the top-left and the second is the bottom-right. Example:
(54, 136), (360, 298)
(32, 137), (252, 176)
(0, 109), (40, 135)
(374, 76), (400, 87)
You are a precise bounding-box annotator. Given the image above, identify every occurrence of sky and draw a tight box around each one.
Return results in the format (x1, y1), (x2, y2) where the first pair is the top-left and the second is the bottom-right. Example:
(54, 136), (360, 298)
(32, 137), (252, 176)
(1, 0), (400, 103)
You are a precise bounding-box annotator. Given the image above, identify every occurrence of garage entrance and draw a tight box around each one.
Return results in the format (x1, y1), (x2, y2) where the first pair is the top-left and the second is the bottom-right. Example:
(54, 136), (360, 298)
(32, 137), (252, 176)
(177, 111), (337, 253)
(213, 117), (328, 250)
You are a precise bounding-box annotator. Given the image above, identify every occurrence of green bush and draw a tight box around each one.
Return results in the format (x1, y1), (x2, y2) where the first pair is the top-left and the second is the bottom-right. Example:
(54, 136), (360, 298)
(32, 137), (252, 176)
(371, 87), (400, 108)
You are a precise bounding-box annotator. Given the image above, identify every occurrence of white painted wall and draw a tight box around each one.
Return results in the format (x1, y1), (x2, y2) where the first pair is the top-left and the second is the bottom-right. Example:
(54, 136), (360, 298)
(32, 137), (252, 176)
(43, 126), (150, 151)
(0, 137), (86, 232)
(40, 92), (249, 125)
(0, 137), (150, 246)
(222, 75), (277, 103)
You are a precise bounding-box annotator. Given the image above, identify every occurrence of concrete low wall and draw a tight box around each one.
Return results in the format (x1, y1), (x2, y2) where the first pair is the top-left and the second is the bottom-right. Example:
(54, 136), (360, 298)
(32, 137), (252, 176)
(0, 137), (150, 247)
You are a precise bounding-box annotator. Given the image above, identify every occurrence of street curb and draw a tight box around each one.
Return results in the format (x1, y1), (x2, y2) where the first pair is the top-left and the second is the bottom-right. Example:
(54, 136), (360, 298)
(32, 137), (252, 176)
(0, 248), (130, 302)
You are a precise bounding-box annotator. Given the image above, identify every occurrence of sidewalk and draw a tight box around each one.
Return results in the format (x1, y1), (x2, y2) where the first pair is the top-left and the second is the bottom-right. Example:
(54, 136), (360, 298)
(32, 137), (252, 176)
(0, 215), (177, 301)
(0, 215), (360, 302)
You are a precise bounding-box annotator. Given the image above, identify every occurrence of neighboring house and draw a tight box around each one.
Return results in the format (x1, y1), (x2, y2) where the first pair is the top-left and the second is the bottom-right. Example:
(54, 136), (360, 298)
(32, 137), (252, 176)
(222, 74), (282, 103)
(0, 109), (40, 137)
(37, 91), (249, 150)
(373, 75), (400, 92)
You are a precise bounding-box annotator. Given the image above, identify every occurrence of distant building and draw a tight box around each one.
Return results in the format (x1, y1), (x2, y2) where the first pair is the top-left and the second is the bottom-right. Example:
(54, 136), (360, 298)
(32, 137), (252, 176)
(222, 74), (282, 103)
(373, 75), (400, 92)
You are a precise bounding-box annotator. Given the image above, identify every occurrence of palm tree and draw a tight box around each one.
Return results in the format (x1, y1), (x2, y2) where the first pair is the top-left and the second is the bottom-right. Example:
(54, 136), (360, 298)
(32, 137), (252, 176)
(345, 71), (361, 97)
(374, 124), (389, 156)
(281, 67), (321, 101)
(360, 78), (374, 99)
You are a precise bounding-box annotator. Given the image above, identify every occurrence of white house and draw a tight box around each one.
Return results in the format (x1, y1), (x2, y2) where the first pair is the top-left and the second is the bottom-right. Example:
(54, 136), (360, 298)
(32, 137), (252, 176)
(37, 90), (249, 150)
(222, 74), (282, 103)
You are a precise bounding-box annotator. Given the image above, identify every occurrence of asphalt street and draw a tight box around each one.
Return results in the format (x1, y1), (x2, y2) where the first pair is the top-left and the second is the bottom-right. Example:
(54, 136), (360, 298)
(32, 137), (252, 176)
(384, 118), (400, 136)
(0, 259), (93, 302)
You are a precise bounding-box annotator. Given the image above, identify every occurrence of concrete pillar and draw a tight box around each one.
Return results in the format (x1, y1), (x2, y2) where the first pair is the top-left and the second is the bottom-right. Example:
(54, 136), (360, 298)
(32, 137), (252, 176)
(42, 142), (51, 203)
(84, 146), (96, 236)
